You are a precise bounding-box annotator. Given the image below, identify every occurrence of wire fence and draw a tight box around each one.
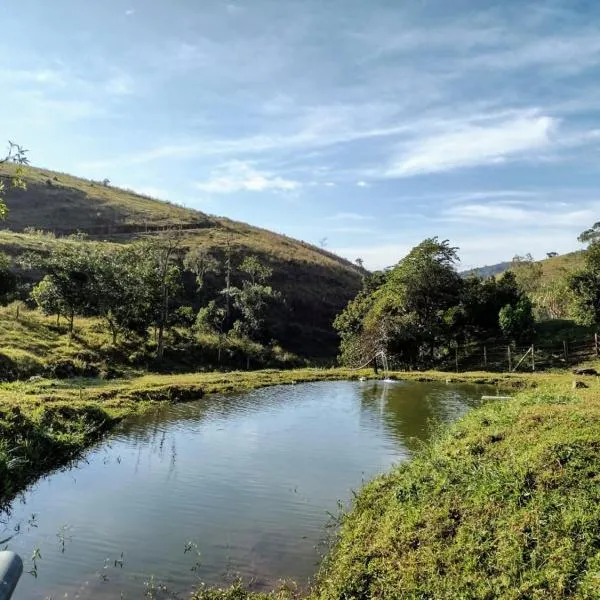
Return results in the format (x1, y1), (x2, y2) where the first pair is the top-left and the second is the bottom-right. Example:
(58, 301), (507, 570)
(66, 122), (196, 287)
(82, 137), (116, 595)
(440, 334), (600, 373)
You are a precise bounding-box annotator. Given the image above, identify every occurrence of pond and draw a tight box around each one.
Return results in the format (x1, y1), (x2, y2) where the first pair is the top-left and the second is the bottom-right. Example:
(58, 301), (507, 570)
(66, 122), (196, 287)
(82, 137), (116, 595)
(2, 379), (495, 599)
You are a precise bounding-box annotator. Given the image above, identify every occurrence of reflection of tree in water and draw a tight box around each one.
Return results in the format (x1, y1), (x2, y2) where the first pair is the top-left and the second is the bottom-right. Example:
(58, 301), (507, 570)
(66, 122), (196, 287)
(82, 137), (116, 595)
(358, 381), (486, 453)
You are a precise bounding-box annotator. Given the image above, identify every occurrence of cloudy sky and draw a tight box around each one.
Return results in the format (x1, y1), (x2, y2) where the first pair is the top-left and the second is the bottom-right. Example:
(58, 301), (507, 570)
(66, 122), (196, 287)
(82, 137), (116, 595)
(2, 0), (600, 270)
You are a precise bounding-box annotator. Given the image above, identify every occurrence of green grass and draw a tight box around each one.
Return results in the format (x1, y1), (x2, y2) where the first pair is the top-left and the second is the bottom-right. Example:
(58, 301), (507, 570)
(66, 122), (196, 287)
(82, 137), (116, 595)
(311, 387), (600, 599)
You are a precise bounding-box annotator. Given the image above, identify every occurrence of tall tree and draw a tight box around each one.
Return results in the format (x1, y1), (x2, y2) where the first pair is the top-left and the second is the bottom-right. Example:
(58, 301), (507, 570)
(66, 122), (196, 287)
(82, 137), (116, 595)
(184, 247), (220, 292)
(0, 141), (29, 219)
(27, 240), (96, 333)
(335, 239), (463, 368)
(569, 241), (600, 326)
(141, 233), (183, 359)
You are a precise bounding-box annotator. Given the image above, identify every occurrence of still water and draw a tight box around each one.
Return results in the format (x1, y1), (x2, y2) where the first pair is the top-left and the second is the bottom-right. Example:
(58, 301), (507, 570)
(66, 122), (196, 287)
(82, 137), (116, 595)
(2, 380), (493, 599)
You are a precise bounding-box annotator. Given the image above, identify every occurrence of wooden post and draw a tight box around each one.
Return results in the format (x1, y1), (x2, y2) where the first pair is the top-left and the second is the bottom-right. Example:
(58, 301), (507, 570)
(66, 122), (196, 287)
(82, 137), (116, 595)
(563, 340), (568, 362)
(455, 346), (459, 373)
(595, 333), (599, 358)
(483, 346), (487, 369)
(532, 345), (535, 372)
(508, 346), (512, 372)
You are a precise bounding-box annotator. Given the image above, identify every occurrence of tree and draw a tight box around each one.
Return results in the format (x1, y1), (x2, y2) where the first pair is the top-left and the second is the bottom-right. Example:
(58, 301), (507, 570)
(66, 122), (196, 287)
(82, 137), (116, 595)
(26, 240), (96, 333)
(184, 247), (220, 291)
(142, 233), (183, 359)
(499, 296), (535, 342)
(335, 238), (463, 368)
(31, 275), (65, 324)
(195, 300), (227, 362)
(90, 244), (158, 344)
(239, 255), (272, 285)
(0, 141), (29, 219)
(509, 254), (543, 294)
(578, 222), (600, 245)
(223, 255), (281, 342)
(569, 241), (600, 326)
(0, 252), (17, 304)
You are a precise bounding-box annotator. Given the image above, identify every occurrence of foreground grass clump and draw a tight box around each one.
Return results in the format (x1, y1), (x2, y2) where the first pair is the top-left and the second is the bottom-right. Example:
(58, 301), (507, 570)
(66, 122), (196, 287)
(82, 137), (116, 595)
(0, 397), (146, 505)
(312, 390), (600, 599)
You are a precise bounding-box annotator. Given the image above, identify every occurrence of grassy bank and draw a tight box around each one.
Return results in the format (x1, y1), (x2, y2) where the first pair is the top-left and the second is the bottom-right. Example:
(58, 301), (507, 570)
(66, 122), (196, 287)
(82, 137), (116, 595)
(191, 383), (600, 600)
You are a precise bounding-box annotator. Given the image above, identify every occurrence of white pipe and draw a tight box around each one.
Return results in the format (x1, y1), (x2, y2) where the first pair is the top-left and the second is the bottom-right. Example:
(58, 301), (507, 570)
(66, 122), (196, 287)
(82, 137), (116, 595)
(0, 552), (23, 600)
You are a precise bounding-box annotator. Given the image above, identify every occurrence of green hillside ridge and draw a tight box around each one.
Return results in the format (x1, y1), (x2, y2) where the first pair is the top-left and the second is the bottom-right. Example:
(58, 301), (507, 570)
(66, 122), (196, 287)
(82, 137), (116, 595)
(0, 163), (363, 357)
(464, 251), (585, 282)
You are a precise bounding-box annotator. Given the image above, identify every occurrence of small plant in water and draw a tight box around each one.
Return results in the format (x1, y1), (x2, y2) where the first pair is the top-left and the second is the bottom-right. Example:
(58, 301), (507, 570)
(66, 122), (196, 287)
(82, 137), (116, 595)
(184, 540), (202, 573)
(29, 546), (42, 578)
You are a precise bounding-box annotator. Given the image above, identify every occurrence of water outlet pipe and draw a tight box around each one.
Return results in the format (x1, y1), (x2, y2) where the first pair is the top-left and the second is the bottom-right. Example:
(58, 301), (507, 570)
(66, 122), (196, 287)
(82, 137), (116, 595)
(0, 552), (23, 600)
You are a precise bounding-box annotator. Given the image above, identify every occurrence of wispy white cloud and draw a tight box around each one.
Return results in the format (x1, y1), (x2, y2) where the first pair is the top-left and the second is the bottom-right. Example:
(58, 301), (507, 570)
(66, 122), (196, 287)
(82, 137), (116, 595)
(125, 9), (135, 16)
(195, 161), (300, 194)
(327, 212), (375, 221)
(387, 114), (557, 177)
(356, 181), (370, 188)
(442, 200), (600, 228)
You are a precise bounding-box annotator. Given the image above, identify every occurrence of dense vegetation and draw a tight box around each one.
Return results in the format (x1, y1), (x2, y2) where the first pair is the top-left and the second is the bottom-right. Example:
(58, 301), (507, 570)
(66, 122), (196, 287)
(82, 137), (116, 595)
(334, 233), (599, 370)
(334, 238), (535, 368)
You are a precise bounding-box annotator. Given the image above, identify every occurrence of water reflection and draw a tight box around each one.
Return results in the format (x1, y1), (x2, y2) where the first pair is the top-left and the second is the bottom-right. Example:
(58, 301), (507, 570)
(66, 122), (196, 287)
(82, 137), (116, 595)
(1, 380), (492, 599)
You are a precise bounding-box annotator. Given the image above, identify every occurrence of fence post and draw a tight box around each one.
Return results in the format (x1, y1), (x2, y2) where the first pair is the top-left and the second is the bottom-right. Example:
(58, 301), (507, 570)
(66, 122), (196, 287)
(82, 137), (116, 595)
(483, 345), (487, 369)
(455, 346), (459, 373)
(595, 333), (599, 358)
(531, 345), (535, 372)
(507, 346), (512, 372)
(563, 340), (568, 362)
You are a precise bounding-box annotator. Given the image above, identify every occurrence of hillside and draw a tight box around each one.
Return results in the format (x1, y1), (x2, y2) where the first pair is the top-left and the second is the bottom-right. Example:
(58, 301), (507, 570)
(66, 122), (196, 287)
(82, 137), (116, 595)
(462, 251), (585, 281)
(0, 164), (363, 357)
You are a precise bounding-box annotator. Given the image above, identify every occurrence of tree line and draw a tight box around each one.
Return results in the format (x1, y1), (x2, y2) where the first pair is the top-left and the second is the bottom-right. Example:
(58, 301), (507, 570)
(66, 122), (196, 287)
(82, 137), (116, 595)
(334, 229), (600, 370)
(12, 232), (283, 362)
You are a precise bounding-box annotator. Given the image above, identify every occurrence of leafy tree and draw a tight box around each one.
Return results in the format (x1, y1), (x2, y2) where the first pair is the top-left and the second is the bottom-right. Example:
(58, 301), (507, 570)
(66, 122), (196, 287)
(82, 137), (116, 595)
(0, 141), (29, 219)
(141, 233), (183, 359)
(368, 238), (462, 364)
(239, 255), (272, 285)
(0, 252), (17, 304)
(226, 255), (280, 342)
(578, 222), (600, 245)
(90, 244), (159, 344)
(26, 241), (96, 332)
(457, 272), (522, 340)
(31, 275), (65, 324)
(195, 300), (228, 362)
(499, 296), (535, 342)
(335, 238), (463, 367)
(569, 241), (600, 326)
(184, 247), (220, 291)
(509, 254), (543, 294)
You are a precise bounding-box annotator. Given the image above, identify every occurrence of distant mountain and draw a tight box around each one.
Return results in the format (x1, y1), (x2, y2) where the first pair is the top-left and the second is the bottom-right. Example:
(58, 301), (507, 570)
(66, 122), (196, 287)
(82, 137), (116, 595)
(461, 251), (585, 280)
(460, 262), (512, 278)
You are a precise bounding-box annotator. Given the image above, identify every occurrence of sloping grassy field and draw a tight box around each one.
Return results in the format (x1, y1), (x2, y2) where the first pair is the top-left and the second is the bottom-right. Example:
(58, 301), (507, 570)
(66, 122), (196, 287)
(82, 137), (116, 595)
(0, 164), (362, 357)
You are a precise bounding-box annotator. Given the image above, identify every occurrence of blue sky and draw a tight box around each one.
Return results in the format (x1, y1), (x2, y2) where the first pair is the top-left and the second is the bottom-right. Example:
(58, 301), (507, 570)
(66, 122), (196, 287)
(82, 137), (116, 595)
(2, 0), (600, 270)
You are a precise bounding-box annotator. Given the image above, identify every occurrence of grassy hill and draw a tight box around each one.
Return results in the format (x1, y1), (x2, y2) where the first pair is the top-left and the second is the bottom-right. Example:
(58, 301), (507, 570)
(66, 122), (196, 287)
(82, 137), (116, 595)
(0, 164), (363, 358)
(463, 251), (585, 281)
